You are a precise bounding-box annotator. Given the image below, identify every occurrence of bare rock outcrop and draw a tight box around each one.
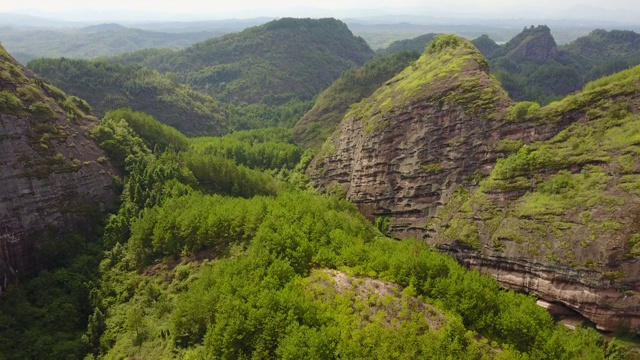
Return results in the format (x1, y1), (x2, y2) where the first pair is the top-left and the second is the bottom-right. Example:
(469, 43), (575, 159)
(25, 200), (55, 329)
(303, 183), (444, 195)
(308, 35), (640, 332)
(0, 45), (117, 290)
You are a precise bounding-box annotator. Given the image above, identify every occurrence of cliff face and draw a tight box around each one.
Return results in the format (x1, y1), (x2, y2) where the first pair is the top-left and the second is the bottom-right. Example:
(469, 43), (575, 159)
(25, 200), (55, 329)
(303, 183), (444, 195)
(309, 35), (545, 238)
(308, 35), (640, 332)
(0, 45), (117, 289)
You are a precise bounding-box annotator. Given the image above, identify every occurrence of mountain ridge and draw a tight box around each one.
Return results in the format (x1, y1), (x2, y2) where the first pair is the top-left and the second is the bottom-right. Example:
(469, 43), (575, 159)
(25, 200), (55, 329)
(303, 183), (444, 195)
(27, 58), (229, 136)
(111, 17), (374, 104)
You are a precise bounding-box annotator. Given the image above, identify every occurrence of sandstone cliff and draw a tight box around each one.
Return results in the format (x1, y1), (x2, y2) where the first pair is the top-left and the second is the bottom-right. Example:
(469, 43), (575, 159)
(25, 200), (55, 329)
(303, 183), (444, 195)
(308, 34), (640, 332)
(0, 45), (117, 290)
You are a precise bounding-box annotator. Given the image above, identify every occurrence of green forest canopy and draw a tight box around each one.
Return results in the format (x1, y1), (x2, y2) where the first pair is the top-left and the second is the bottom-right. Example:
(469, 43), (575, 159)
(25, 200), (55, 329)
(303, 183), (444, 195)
(0, 109), (634, 359)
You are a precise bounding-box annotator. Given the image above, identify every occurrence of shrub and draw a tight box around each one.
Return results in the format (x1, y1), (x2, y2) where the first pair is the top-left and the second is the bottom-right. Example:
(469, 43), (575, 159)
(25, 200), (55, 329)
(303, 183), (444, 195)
(0, 90), (22, 114)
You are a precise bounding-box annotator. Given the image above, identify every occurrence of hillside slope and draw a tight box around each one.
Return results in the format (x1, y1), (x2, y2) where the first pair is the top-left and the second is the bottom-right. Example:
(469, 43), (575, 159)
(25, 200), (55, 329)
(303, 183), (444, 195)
(293, 50), (420, 149)
(113, 17), (374, 104)
(28, 58), (228, 136)
(480, 26), (640, 104)
(308, 34), (640, 332)
(0, 26), (217, 64)
(0, 44), (117, 286)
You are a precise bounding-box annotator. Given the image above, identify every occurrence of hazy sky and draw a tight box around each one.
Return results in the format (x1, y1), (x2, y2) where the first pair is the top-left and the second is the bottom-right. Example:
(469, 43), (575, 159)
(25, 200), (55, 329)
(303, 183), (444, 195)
(1, 0), (637, 20)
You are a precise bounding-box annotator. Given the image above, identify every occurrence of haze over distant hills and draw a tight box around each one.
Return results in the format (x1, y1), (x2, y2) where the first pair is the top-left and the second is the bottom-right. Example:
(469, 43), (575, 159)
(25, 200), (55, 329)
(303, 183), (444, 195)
(2, 14), (640, 63)
(2, 3), (640, 58)
(2, 2), (640, 24)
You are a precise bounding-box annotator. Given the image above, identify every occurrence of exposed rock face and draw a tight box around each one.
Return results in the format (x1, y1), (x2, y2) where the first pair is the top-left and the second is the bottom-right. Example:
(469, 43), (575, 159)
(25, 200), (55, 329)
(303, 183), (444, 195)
(308, 35), (640, 332)
(0, 45), (117, 290)
(443, 243), (640, 332)
(309, 35), (562, 239)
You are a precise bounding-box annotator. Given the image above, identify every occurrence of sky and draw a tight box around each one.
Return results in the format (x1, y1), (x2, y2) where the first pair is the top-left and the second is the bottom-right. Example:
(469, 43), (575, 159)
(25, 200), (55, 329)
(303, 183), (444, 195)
(0, 0), (637, 22)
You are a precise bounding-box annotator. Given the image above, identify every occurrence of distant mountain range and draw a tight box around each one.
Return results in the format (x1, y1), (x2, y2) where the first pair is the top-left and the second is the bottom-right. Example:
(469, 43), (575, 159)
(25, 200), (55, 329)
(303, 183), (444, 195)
(0, 25), (218, 65)
(27, 18), (375, 133)
(374, 26), (640, 104)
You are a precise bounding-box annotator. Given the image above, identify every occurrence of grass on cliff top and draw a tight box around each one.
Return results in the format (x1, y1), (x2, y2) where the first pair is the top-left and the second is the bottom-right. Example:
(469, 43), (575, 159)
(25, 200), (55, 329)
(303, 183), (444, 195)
(344, 34), (509, 134)
(483, 101), (640, 192)
(293, 51), (420, 150)
(445, 83), (640, 261)
(536, 64), (640, 123)
(502, 64), (640, 124)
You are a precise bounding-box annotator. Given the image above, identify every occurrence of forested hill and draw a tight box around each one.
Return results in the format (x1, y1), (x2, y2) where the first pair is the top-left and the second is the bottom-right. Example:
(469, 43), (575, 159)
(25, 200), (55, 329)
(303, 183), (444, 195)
(480, 26), (640, 104)
(28, 58), (229, 136)
(561, 29), (640, 80)
(293, 50), (421, 150)
(112, 17), (374, 104)
(375, 33), (436, 57)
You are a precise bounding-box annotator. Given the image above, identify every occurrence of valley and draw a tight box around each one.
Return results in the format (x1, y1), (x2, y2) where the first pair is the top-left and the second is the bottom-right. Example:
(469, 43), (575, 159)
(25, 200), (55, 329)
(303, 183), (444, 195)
(1, 9), (640, 359)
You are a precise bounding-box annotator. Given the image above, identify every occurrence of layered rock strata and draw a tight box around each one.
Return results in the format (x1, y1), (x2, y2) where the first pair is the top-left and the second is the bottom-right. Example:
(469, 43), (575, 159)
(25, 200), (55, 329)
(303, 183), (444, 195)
(308, 35), (640, 331)
(0, 45), (117, 290)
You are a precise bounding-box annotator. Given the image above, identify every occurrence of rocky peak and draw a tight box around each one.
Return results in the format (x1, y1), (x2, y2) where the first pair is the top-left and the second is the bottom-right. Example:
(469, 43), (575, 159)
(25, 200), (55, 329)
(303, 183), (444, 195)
(307, 33), (640, 331)
(503, 25), (558, 64)
(308, 35), (521, 236)
(0, 45), (118, 290)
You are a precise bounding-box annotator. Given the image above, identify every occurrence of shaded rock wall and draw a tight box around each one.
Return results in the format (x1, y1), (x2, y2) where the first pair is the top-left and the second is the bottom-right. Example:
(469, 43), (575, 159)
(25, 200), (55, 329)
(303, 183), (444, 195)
(0, 46), (118, 290)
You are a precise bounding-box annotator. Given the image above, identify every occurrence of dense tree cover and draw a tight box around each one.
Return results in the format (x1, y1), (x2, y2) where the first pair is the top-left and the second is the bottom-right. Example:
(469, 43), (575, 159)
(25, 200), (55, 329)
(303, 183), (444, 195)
(226, 99), (314, 130)
(480, 27), (640, 105)
(102, 108), (190, 153)
(29, 56), (315, 132)
(28, 57), (228, 136)
(0, 242), (104, 359)
(190, 128), (303, 171)
(0, 94), (635, 358)
(73, 111), (639, 358)
(92, 187), (627, 359)
(110, 17), (374, 104)
(0, 26), (217, 65)
(561, 29), (640, 82)
(0, 110), (204, 359)
(375, 34), (436, 57)
(293, 51), (420, 149)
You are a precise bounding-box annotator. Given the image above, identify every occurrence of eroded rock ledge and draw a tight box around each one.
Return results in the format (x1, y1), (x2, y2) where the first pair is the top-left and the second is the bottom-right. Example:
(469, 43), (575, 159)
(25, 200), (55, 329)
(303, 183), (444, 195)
(308, 36), (640, 332)
(441, 242), (640, 332)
